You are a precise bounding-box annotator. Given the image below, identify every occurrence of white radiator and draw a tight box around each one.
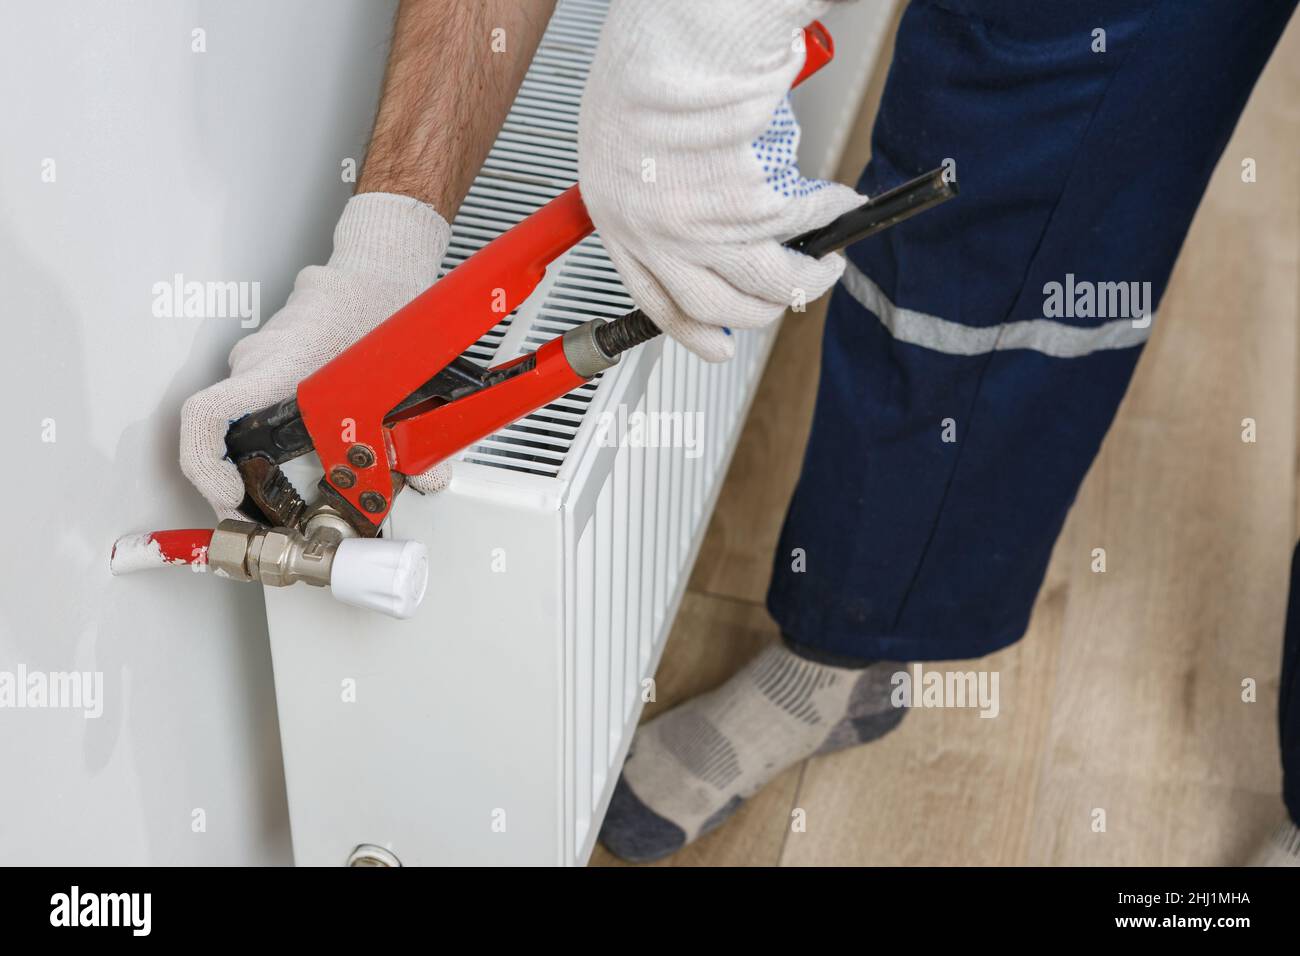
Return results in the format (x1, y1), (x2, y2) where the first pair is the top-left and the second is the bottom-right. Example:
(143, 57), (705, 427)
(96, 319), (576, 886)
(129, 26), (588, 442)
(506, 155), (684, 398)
(263, 0), (893, 866)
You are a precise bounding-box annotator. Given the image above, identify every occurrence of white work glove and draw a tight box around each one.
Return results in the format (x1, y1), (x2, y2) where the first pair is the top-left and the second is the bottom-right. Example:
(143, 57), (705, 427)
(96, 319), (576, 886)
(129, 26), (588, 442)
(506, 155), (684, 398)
(578, 0), (866, 362)
(180, 193), (453, 519)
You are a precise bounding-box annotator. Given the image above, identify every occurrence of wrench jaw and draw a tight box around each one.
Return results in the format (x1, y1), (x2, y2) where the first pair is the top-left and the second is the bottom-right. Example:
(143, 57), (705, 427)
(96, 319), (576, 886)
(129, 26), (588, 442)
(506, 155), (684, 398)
(232, 443), (402, 540)
(313, 468), (406, 540)
(235, 456), (309, 531)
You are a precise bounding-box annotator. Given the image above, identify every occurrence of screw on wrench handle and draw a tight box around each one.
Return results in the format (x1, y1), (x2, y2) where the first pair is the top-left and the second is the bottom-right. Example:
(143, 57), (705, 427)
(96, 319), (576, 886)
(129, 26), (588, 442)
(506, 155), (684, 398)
(593, 166), (959, 359)
(592, 310), (661, 356)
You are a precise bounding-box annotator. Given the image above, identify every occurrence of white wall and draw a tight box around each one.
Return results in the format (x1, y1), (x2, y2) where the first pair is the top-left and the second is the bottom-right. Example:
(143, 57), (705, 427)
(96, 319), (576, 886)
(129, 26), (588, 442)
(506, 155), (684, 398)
(0, 0), (397, 865)
(0, 0), (890, 866)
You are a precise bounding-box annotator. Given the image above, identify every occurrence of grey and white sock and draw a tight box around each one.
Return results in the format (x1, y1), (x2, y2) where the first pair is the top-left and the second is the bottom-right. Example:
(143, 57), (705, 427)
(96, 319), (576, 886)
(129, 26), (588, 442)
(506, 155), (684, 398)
(599, 643), (905, 863)
(1246, 820), (1300, 867)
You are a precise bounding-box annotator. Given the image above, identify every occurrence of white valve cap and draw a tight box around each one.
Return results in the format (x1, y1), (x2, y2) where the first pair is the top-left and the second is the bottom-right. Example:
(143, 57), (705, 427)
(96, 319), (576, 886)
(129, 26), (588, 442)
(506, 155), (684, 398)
(329, 538), (429, 620)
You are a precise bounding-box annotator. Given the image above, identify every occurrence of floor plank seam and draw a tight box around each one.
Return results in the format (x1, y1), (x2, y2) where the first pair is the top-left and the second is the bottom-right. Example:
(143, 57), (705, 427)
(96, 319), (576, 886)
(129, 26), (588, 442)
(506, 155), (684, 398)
(777, 760), (811, 866)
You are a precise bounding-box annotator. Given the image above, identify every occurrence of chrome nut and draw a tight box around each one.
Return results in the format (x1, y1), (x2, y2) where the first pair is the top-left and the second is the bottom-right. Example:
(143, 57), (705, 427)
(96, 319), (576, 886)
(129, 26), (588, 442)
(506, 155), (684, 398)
(210, 517), (349, 590)
(255, 528), (296, 588)
(562, 319), (620, 378)
(208, 519), (260, 582)
(251, 525), (339, 589)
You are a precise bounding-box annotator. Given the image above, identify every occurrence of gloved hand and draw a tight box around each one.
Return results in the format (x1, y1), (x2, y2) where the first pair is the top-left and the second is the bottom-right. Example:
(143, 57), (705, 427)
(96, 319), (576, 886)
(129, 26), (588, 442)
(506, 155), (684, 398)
(578, 0), (866, 363)
(180, 192), (453, 519)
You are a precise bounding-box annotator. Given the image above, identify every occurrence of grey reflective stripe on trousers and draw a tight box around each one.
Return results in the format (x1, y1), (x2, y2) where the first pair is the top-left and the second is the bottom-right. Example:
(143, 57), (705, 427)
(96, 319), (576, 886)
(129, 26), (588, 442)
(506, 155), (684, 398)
(840, 262), (1153, 358)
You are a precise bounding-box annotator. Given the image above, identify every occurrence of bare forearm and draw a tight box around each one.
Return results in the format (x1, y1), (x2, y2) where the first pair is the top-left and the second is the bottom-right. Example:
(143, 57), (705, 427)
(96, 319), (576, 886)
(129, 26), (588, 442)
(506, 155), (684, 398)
(358, 0), (556, 219)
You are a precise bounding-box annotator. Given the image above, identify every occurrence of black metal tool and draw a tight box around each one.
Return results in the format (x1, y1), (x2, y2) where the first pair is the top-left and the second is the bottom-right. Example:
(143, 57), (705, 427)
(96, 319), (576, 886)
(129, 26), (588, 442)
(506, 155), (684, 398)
(594, 167), (959, 357)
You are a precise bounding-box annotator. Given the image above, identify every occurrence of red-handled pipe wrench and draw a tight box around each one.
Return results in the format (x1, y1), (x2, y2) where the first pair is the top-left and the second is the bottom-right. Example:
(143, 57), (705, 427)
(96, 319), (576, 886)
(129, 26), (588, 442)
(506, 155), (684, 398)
(110, 23), (958, 618)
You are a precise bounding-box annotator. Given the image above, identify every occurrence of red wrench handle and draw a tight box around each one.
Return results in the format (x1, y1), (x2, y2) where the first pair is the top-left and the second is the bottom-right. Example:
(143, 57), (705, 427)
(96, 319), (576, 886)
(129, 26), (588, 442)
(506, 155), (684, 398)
(295, 21), (835, 531)
(295, 186), (594, 526)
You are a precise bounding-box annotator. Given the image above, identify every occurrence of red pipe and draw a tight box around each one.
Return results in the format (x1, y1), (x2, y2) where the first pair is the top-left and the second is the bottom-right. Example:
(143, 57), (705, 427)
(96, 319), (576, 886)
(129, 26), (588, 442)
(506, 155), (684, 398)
(110, 529), (213, 574)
